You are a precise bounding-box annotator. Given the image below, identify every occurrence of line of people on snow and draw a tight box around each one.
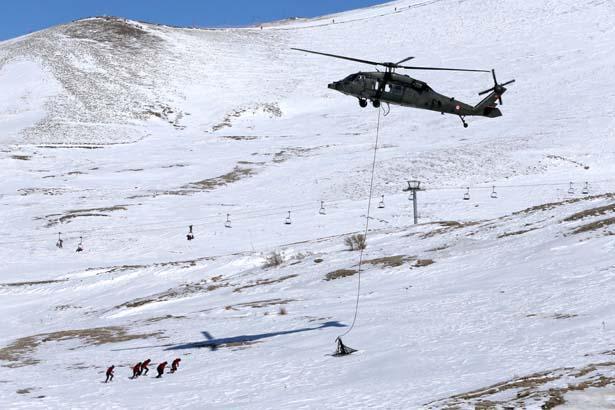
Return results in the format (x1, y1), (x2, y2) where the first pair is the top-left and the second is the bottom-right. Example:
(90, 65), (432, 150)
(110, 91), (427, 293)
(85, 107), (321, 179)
(105, 358), (181, 383)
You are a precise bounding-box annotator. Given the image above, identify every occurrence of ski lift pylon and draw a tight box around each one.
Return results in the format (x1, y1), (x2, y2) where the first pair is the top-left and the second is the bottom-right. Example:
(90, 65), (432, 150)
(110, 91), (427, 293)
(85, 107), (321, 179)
(76, 236), (83, 252)
(225, 214), (232, 228)
(582, 181), (589, 195)
(56, 232), (63, 249)
(378, 195), (385, 209)
(285, 211), (292, 225)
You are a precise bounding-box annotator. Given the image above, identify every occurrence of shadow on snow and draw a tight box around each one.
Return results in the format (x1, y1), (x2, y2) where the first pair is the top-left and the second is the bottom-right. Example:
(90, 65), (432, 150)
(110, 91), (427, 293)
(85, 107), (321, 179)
(111, 321), (346, 352)
(166, 321), (346, 351)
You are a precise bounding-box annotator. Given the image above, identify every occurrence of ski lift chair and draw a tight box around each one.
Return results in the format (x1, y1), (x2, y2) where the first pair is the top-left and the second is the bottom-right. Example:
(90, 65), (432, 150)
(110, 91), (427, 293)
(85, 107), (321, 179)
(490, 186), (498, 199)
(319, 201), (326, 215)
(463, 187), (470, 201)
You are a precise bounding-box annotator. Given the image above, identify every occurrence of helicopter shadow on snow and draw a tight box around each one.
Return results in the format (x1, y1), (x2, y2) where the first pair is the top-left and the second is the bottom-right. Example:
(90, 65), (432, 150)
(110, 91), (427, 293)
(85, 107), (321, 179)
(165, 321), (346, 352)
(111, 321), (346, 352)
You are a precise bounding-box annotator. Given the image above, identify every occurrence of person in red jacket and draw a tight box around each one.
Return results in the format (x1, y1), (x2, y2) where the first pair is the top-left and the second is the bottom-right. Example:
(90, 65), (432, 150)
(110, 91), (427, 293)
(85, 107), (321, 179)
(131, 362), (142, 379)
(105, 365), (115, 383)
(140, 359), (151, 376)
(156, 361), (167, 378)
(170, 358), (181, 373)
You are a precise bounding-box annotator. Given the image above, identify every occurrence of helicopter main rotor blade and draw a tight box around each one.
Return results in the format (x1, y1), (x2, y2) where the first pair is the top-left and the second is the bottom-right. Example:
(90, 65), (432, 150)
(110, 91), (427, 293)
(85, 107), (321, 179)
(291, 48), (383, 67)
(398, 65), (490, 73)
(478, 88), (493, 95)
(395, 56), (415, 65)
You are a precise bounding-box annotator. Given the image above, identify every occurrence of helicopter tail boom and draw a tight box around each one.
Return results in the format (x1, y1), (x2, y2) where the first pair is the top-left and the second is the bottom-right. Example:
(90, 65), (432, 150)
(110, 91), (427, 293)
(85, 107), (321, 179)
(473, 90), (503, 118)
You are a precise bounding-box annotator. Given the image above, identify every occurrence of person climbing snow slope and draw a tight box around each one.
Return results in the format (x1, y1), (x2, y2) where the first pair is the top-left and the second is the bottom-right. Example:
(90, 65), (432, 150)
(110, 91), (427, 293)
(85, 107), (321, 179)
(170, 358), (181, 373)
(131, 362), (142, 379)
(156, 361), (167, 378)
(140, 359), (151, 376)
(105, 365), (115, 383)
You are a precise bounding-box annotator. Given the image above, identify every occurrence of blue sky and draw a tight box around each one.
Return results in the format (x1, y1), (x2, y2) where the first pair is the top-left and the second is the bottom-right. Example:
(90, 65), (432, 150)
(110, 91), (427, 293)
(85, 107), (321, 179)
(0, 0), (389, 40)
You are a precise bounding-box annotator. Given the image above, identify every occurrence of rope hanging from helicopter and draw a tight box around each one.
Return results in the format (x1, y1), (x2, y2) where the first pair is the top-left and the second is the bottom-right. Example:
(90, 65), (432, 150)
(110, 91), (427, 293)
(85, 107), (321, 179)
(336, 104), (386, 347)
(382, 102), (391, 116)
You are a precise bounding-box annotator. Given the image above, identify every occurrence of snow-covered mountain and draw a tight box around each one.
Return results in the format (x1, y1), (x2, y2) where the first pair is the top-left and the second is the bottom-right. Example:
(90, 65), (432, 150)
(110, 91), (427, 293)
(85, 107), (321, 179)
(1, 0), (615, 408)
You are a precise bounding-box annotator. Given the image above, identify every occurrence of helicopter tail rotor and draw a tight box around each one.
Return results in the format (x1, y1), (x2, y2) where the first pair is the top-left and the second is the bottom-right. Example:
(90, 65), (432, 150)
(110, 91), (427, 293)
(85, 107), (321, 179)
(478, 69), (515, 105)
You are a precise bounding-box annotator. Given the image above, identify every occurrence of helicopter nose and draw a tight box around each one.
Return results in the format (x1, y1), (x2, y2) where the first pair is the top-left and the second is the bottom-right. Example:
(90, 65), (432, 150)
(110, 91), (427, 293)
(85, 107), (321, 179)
(328, 81), (339, 90)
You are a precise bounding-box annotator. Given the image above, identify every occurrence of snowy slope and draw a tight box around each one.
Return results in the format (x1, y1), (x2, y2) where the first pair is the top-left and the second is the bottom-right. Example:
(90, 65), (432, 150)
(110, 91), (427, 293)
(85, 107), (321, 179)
(1, 0), (615, 408)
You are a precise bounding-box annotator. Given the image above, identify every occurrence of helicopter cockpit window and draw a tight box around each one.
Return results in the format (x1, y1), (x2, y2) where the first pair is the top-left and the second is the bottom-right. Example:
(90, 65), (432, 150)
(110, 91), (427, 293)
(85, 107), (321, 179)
(345, 74), (358, 82)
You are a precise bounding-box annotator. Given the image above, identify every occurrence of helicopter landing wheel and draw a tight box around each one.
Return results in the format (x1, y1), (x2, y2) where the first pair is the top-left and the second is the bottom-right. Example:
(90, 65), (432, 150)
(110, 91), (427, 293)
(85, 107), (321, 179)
(459, 115), (468, 128)
(372, 99), (381, 108)
(359, 99), (367, 108)
(463, 123), (468, 128)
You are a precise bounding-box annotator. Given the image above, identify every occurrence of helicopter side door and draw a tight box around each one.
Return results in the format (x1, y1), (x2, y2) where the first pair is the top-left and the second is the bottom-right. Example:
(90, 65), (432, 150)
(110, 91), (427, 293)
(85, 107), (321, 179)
(402, 80), (430, 108)
(384, 83), (404, 103)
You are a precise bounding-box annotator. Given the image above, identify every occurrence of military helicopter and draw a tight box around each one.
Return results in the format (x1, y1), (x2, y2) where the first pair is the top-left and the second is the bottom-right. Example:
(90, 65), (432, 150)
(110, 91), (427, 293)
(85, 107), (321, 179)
(292, 48), (514, 128)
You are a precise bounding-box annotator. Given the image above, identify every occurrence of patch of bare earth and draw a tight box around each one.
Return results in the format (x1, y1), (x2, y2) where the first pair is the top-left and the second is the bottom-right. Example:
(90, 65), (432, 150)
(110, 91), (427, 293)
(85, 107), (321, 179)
(414, 259), (435, 267)
(1, 279), (67, 287)
(221, 135), (258, 141)
(271, 146), (328, 164)
(0, 327), (163, 368)
(233, 274), (298, 293)
(17, 187), (70, 196)
(54, 304), (81, 311)
(129, 163), (258, 199)
(325, 269), (358, 281)
(140, 315), (188, 324)
(16, 387), (38, 394)
(115, 279), (230, 310)
(211, 103), (281, 131)
(89, 257), (215, 276)
(560, 202), (615, 235)
(363, 255), (412, 268)
(419, 221), (480, 239)
(39, 205), (129, 227)
(571, 217), (615, 235)
(513, 193), (615, 216)
(564, 203), (615, 221)
(498, 227), (539, 238)
(361, 255), (434, 269)
(426, 359), (615, 409)
(225, 298), (295, 311)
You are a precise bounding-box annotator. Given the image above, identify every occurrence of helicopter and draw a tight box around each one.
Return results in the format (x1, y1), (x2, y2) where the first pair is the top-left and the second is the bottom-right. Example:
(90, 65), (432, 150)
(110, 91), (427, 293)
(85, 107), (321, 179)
(291, 48), (515, 128)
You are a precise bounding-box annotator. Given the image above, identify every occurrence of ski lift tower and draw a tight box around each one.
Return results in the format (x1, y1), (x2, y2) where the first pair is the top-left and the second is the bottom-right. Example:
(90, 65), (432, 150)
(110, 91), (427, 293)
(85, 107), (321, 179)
(404, 180), (422, 225)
